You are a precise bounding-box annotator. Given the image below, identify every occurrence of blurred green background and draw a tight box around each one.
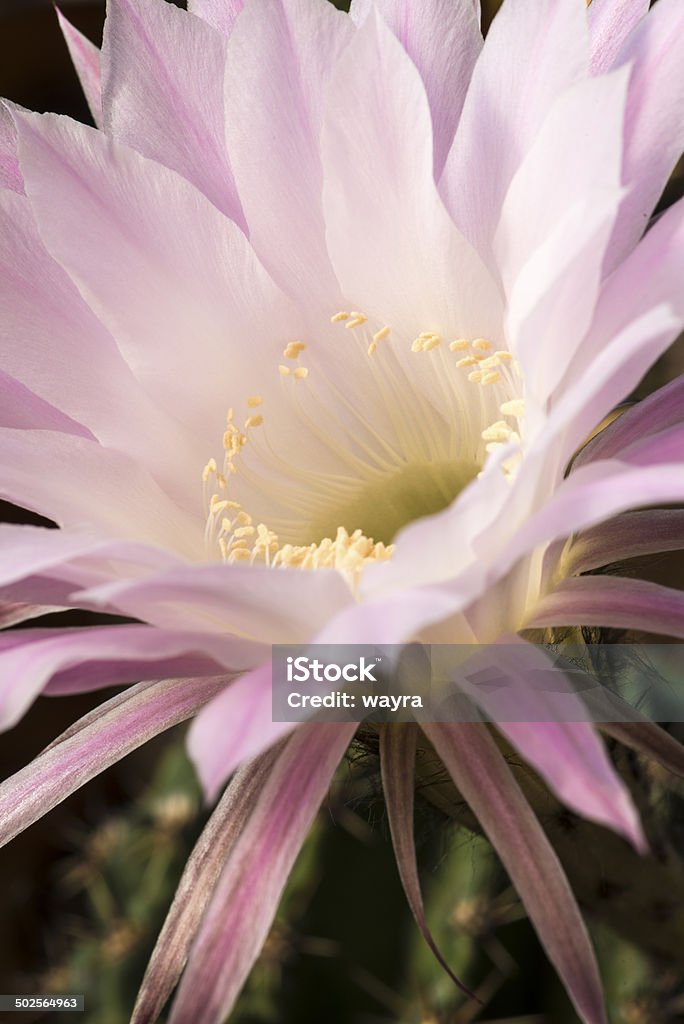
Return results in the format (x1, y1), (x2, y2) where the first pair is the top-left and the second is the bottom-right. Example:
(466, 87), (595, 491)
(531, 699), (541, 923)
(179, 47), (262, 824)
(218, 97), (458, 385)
(1, 2), (683, 1023)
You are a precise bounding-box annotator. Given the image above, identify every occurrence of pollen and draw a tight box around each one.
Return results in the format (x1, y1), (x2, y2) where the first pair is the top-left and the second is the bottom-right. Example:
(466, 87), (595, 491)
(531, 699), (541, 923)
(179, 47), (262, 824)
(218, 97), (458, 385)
(294, 367), (309, 379)
(283, 341), (306, 359)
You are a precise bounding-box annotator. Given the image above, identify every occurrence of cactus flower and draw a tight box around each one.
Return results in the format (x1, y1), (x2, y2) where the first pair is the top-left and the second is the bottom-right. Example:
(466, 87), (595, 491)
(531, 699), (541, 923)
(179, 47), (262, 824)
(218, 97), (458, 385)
(1, 0), (684, 1021)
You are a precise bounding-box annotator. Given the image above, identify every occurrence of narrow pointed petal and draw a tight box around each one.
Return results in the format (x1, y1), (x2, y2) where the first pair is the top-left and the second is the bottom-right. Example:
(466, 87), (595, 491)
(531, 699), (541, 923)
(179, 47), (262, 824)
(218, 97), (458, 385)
(455, 643), (645, 849)
(187, 0), (244, 36)
(577, 374), (684, 467)
(56, 8), (103, 126)
(440, 0), (589, 265)
(350, 0), (483, 176)
(529, 577), (684, 640)
(0, 429), (202, 558)
(380, 724), (476, 997)
(170, 723), (357, 1024)
(224, 0), (353, 305)
(601, 722), (684, 782)
(501, 722), (645, 851)
(102, 0), (244, 224)
(604, 0), (684, 270)
(588, 0), (648, 74)
(567, 510), (684, 574)
(14, 110), (297, 452)
(321, 11), (502, 345)
(0, 102), (23, 193)
(75, 559), (353, 645)
(131, 745), (282, 1024)
(0, 623), (257, 728)
(187, 662), (294, 802)
(0, 675), (228, 849)
(423, 722), (607, 1024)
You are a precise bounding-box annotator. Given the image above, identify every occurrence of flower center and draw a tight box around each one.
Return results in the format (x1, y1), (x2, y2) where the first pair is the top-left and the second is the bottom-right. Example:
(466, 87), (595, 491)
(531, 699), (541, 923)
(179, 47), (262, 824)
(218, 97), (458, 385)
(202, 309), (525, 582)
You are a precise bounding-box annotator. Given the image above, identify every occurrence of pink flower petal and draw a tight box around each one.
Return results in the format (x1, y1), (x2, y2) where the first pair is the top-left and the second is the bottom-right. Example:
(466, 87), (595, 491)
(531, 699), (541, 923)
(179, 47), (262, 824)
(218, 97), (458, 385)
(170, 722), (357, 1024)
(102, 0), (244, 224)
(0, 429), (202, 557)
(187, 662), (295, 802)
(223, 0), (353, 305)
(321, 11), (502, 350)
(0, 623), (260, 729)
(380, 724), (476, 997)
(603, 0), (684, 271)
(0, 674), (229, 850)
(0, 602), (60, 628)
(132, 745), (282, 1024)
(0, 187), (199, 500)
(567, 510), (684, 574)
(440, 0), (589, 267)
(602, 722), (684, 782)
(588, 0), (648, 74)
(423, 722), (607, 1024)
(0, 370), (93, 437)
(14, 109), (299, 456)
(528, 576), (684, 640)
(454, 641), (646, 849)
(56, 7), (103, 126)
(76, 560), (353, 644)
(577, 372), (684, 467)
(350, 0), (482, 176)
(187, 0), (244, 36)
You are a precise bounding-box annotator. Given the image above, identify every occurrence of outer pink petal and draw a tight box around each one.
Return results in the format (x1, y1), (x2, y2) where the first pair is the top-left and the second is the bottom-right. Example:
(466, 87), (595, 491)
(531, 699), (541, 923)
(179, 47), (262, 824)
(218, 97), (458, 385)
(0, 603), (60, 628)
(56, 8), (103, 126)
(0, 101), (23, 193)
(576, 373), (684, 467)
(187, 662), (295, 802)
(0, 429), (202, 557)
(604, 0), (684, 271)
(102, 0), (244, 224)
(132, 746), (282, 1024)
(224, 0), (353, 305)
(567, 510), (684, 574)
(0, 675), (228, 849)
(187, 0), (244, 35)
(321, 11), (502, 346)
(439, 0), (589, 266)
(350, 0), (482, 176)
(75, 560), (353, 644)
(423, 722), (607, 1024)
(588, 0), (648, 74)
(5, 632), (261, 713)
(528, 577), (684, 640)
(455, 641), (645, 849)
(0, 187), (198, 502)
(170, 722), (356, 1024)
(0, 624), (260, 729)
(14, 110), (298, 454)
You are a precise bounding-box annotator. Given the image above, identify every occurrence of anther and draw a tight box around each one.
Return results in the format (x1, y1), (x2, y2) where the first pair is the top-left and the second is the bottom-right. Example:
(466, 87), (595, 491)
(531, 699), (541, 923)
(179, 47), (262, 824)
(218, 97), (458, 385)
(331, 311), (350, 323)
(367, 341), (378, 357)
(482, 371), (502, 385)
(468, 370), (483, 383)
(373, 326), (391, 343)
(294, 367), (309, 379)
(500, 399), (526, 417)
(345, 313), (367, 329)
(245, 415), (263, 428)
(449, 339), (469, 352)
(278, 365), (291, 376)
(283, 341), (306, 359)
(472, 338), (493, 351)
(456, 356), (478, 368)
(247, 395), (263, 408)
